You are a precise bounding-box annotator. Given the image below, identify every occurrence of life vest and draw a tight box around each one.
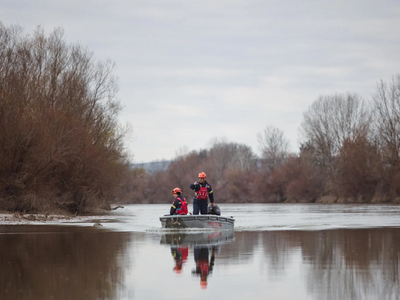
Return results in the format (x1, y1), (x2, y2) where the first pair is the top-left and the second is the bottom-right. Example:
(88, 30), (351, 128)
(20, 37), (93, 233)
(196, 185), (209, 200)
(176, 197), (188, 215)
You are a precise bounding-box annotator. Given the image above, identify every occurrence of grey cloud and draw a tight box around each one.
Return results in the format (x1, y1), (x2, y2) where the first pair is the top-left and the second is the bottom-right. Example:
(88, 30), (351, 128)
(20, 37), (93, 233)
(1, 0), (400, 161)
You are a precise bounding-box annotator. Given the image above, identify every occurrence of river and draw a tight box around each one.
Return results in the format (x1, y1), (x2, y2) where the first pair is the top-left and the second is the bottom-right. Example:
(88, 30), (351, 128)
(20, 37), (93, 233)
(1, 203), (400, 299)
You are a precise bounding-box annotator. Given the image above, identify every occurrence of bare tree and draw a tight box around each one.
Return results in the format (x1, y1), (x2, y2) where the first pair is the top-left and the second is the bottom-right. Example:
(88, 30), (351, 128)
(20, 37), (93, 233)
(372, 74), (400, 165)
(300, 93), (371, 167)
(257, 125), (290, 171)
(168, 150), (202, 193)
(0, 23), (131, 213)
(208, 138), (256, 175)
(229, 144), (256, 171)
(336, 136), (380, 201)
(207, 137), (233, 179)
(174, 146), (190, 159)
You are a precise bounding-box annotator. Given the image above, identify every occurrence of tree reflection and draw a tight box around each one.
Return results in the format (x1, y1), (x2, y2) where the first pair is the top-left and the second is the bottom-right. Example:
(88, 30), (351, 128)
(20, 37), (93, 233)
(0, 226), (129, 300)
(301, 229), (400, 299)
(208, 230), (400, 298)
(253, 229), (400, 299)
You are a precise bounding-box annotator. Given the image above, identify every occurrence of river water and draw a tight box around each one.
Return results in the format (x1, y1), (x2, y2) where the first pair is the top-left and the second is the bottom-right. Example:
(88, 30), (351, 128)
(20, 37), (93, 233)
(1, 203), (400, 300)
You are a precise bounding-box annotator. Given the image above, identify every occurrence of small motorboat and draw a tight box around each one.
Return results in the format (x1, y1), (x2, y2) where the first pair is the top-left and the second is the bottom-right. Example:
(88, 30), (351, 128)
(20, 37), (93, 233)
(159, 214), (235, 230)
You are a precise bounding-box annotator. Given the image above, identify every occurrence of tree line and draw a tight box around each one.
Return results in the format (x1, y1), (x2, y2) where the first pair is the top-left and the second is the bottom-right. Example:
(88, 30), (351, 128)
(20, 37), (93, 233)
(120, 76), (400, 205)
(1, 23), (400, 213)
(0, 23), (131, 213)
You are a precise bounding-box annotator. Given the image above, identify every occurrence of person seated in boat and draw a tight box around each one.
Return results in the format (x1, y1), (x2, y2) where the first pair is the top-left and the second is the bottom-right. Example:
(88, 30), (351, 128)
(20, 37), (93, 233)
(170, 187), (188, 215)
(190, 172), (215, 215)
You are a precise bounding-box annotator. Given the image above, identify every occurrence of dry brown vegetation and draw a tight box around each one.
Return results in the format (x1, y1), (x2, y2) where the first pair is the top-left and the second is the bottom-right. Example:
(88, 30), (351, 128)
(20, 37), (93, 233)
(0, 23), (131, 213)
(2, 23), (400, 209)
(119, 78), (400, 205)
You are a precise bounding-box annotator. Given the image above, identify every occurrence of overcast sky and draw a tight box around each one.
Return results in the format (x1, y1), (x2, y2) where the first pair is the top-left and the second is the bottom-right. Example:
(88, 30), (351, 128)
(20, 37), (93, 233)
(2, 0), (400, 163)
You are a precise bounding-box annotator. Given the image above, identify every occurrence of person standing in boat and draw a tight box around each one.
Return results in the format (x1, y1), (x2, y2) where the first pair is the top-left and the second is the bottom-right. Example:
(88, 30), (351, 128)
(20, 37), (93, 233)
(190, 172), (215, 215)
(170, 187), (188, 215)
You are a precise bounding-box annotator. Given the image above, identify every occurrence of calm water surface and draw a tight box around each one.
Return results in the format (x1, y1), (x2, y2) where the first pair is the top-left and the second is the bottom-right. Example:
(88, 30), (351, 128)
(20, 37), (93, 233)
(1, 203), (400, 300)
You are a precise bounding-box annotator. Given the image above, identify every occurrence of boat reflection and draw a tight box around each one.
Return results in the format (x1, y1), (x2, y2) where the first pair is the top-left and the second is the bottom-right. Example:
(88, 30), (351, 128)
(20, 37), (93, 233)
(161, 231), (235, 289)
(160, 230), (235, 246)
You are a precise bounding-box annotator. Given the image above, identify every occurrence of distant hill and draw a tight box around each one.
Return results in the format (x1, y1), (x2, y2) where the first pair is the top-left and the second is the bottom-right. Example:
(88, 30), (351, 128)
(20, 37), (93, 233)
(131, 160), (171, 174)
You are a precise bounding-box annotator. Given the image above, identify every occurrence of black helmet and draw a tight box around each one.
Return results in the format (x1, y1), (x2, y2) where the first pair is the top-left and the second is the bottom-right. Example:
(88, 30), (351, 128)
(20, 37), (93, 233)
(207, 204), (221, 215)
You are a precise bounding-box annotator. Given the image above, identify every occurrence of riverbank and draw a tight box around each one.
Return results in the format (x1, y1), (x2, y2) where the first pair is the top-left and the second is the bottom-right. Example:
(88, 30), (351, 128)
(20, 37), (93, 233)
(0, 205), (126, 225)
(0, 212), (88, 225)
(0, 210), (119, 225)
(282, 195), (400, 204)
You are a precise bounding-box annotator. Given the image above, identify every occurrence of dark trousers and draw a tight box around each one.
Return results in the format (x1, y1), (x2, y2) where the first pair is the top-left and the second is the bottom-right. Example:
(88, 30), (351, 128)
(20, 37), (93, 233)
(193, 199), (208, 215)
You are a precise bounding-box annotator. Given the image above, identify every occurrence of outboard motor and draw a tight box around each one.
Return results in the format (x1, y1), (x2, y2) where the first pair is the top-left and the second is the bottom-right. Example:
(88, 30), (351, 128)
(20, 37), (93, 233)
(207, 204), (221, 215)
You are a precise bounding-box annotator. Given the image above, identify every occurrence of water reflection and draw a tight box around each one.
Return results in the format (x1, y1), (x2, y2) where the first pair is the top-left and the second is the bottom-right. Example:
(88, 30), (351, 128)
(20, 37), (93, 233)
(2, 224), (400, 299)
(160, 230), (235, 246)
(192, 245), (216, 289)
(171, 245), (188, 273)
(0, 225), (129, 300)
(160, 230), (400, 299)
(234, 230), (400, 299)
(161, 231), (235, 290)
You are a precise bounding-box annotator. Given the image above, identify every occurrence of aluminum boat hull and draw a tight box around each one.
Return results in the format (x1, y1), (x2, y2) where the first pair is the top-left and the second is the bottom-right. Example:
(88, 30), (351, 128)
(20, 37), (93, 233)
(160, 215), (234, 230)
